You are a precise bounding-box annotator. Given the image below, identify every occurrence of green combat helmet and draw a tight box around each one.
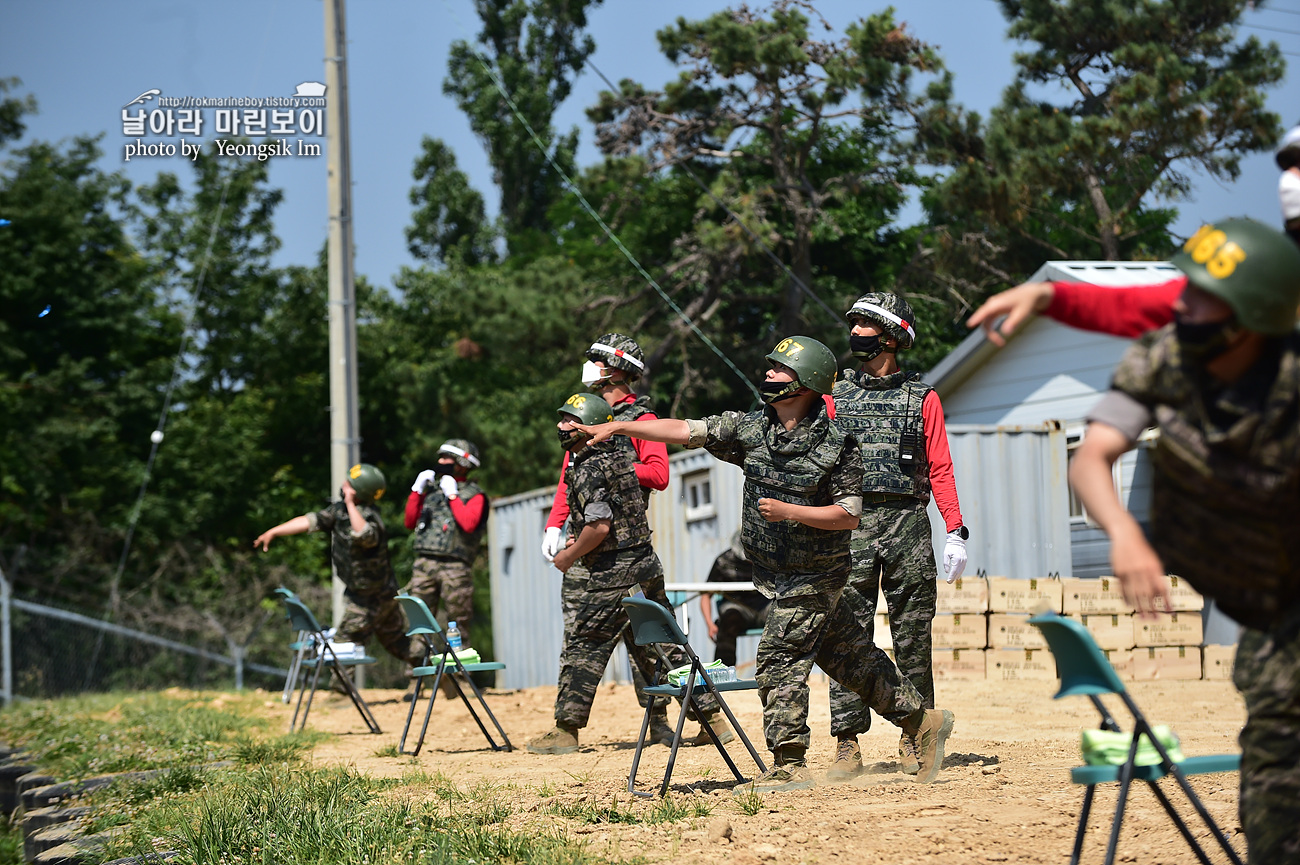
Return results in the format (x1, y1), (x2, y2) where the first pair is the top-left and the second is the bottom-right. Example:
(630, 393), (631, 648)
(846, 292), (917, 350)
(347, 463), (387, 503)
(557, 392), (614, 425)
(764, 335), (838, 395)
(438, 438), (480, 471)
(1172, 218), (1300, 336)
(586, 333), (646, 381)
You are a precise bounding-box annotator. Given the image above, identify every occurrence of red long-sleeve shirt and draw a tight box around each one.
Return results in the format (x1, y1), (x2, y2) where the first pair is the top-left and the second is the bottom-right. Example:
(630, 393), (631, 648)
(1046, 277), (1182, 337)
(404, 488), (486, 533)
(921, 390), (963, 534)
(545, 395), (670, 530)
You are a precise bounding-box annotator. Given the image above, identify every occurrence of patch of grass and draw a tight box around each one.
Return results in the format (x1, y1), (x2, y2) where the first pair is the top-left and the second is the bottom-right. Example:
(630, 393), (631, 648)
(0, 816), (23, 865)
(537, 780), (556, 797)
(372, 743), (402, 758)
(734, 785), (766, 816)
(546, 792), (639, 825)
(644, 794), (712, 824)
(233, 733), (316, 765)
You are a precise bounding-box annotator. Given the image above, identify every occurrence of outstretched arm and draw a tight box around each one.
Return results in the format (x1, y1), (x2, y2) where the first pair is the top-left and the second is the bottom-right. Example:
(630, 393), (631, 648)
(253, 515), (311, 551)
(966, 281), (1055, 347)
(575, 418), (691, 446)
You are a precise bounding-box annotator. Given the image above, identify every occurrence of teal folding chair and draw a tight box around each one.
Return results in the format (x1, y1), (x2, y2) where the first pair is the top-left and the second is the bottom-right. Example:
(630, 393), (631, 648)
(281, 595), (381, 734)
(395, 595), (512, 756)
(621, 597), (767, 797)
(275, 588), (310, 705)
(1029, 612), (1242, 865)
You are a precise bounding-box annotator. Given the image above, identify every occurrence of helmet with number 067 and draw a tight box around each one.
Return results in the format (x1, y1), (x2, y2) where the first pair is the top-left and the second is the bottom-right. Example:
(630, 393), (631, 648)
(764, 336), (838, 395)
(1171, 218), (1300, 336)
(556, 393), (614, 425)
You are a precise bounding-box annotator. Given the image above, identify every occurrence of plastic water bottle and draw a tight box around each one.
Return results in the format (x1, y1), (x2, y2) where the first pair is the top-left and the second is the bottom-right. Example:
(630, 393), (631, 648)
(708, 666), (736, 684)
(446, 621), (462, 652)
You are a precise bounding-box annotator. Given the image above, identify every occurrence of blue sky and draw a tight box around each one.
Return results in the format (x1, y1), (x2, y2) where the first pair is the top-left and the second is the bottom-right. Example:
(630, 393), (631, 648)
(4, 0), (1299, 289)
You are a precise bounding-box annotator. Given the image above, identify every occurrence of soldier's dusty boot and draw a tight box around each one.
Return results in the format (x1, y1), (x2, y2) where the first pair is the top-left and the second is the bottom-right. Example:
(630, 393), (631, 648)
(906, 709), (955, 784)
(733, 746), (814, 794)
(689, 714), (735, 747)
(647, 713), (677, 747)
(526, 723), (580, 755)
(825, 736), (864, 782)
(898, 730), (920, 775)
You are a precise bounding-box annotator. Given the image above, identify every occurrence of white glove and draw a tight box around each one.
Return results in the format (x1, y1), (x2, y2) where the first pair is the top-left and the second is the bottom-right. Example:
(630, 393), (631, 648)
(541, 526), (563, 562)
(411, 469), (436, 493)
(438, 474), (459, 499)
(942, 532), (968, 584)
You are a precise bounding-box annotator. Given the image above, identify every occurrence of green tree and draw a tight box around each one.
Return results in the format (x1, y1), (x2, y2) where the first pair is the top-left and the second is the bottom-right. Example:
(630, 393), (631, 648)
(407, 137), (498, 266)
(445, 0), (604, 250)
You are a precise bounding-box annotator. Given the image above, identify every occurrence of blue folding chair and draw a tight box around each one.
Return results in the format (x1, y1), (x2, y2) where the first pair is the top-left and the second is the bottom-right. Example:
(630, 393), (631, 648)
(274, 588), (310, 705)
(281, 594), (381, 734)
(622, 597), (767, 797)
(395, 595), (512, 756)
(1030, 612), (1242, 865)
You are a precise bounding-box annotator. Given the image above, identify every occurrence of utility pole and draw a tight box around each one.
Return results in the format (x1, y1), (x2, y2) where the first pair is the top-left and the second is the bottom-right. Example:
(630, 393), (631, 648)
(325, 0), (359, 628)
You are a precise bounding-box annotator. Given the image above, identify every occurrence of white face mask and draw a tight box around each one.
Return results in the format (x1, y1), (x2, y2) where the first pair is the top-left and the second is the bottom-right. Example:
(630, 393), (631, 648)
(1280, 170), (1300, 222)
(581, 360), (608, 389)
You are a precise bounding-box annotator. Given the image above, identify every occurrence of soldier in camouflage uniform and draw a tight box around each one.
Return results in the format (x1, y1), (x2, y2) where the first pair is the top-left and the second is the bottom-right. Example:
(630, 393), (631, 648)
(254, 463), (419, 667)
(826, 293), (969, 781)
(576, 337), (955, 792)
(528, 394), (722, 755)
(700, 532), (769, 666)
(1061, 218), (1300, 864)
(404, 438), (488, 648)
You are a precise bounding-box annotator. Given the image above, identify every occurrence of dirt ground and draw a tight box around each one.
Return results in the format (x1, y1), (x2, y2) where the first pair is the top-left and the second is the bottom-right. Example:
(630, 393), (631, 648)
(286, 673), (1247, 864)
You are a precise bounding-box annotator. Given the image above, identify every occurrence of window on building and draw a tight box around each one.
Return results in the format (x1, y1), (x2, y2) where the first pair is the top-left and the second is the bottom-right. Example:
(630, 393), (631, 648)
(683, 470), (715, 522)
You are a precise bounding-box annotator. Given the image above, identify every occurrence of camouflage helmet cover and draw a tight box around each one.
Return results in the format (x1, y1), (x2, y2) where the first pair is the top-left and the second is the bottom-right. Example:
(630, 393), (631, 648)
(585, 333), (646, 379)
(1276, 125), (1300, 170)
(1171, 218), (1300, 336)
(764, 335), (838, 395)
(557, 392), (615, 426)
(846, 292), (917, 350)
(438, 438), (480, 471)
(347, 463), (387, 503)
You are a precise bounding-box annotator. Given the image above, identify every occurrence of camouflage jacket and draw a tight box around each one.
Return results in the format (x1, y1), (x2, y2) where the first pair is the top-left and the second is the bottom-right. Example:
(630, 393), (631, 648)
(413, 479), (488, 563)
(308, 501), (396, 599)
(565, 441), (654, 588)
(833, 368), (932, 502)
(1110, 325), (1300, 630)
(688, 405), (863, 599)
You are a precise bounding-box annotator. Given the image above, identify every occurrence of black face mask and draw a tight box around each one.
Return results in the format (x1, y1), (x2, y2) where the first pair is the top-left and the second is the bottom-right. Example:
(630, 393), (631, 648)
(1175, 318), (1238, 364)
(557, 427), (586, 451)
(849, 333), (885, 361)
(432, 462), (456, 476)
(758, 379), (801, 404)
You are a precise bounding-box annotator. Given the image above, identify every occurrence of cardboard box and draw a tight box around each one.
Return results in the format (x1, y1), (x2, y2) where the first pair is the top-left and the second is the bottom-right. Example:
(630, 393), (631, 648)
(987, 613), (1048, 650)
(931, 613), (988, 650)
(1100, 648), (1134, 681)
(1165, 576), (1205, 612)
(1202, 644), (1236, 681)
(1133, 646), (1202, 681)
(1061, 577), (1132, 615)
(987, 576), (1063, 614)
(873, 614), (892, 651)
(1133, 612), (1203, 648)
(936, 575), (989, 615)
(986, 648), (1057, 681)
(932, 648), (986, 681)
(1077, 613), (1135, 651)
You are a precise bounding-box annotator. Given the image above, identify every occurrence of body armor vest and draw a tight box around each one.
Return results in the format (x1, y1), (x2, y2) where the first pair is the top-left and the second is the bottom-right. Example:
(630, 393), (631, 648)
(567, 444), (653, 561)
(613, 395), (655, 505)
(325, 501), (394, 597)
(413, 480), (488, 563)
(833, 369), (931, 502)
(736, 412), (854, 584)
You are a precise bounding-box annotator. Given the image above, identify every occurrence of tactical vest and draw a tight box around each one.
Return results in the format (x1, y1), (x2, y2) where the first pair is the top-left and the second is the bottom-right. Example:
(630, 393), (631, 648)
(833, 369), (931, 502)
(325, 501), (395, 597)
(566, 443), (653, 561)
(413, 480), (488, 563)
(735, 411), (854, 583)
(1141, 335), (1300, 631)
(613, 395), (655, 504)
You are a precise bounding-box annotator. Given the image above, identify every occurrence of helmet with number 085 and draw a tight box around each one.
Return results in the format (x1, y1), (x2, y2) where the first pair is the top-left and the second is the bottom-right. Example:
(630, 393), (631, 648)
(556, 392), (614, 425)
(1171, 218), (1300, 336)
(764, 335), (837, 395)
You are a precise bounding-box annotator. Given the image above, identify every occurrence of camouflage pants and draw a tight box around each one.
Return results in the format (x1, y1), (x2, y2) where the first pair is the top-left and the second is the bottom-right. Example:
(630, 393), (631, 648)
(1234, 610), (1300, 864)
(758, 583), (923, 756)
(714, 599), (769, 667)
(405, 555), (475, 647)
(337, 590), (421, 666)
(555, 552), (714, 729)
(829, 500), (937, 737)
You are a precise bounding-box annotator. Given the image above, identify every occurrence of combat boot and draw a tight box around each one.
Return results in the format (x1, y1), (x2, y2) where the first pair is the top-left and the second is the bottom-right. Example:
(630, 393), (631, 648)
(824, 736), (864, 782)
(906, 709), (955, 784)
(689, 714), (735, 747)
(526, 723), (580, 755)
(647, 714), (677, 747)
(733, 746), (814, 794)
(898, 731), (920, 775)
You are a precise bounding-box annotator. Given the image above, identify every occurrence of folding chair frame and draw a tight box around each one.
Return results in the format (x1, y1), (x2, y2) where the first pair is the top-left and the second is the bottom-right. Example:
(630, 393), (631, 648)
(396, 595), (512, 756)
(622, 597), (767, 798)
(280, 596), (382, 735)
(274, 589), (307, 705)
(1031, 613), (1242, 865)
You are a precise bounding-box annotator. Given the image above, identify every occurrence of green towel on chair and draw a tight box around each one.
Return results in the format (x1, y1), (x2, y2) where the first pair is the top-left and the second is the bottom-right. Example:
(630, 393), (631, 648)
(1081, 726), (1184, 767)
(666, 660), (723, 687)
(436, 647), (480, 666)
